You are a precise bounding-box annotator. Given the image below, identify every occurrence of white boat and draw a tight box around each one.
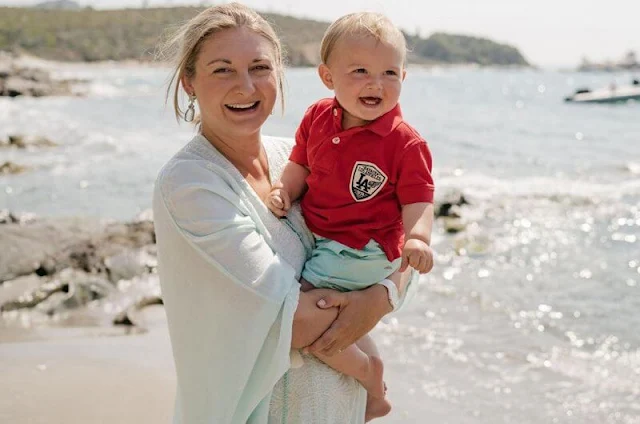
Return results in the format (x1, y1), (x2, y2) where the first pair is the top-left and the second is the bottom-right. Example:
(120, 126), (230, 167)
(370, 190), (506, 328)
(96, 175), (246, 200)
(565, 81), (640, 103)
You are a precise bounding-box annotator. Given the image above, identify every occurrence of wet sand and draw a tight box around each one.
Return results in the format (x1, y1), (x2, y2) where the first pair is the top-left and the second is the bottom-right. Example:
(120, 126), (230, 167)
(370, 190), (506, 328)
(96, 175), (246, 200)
(0, 307), (175, 424)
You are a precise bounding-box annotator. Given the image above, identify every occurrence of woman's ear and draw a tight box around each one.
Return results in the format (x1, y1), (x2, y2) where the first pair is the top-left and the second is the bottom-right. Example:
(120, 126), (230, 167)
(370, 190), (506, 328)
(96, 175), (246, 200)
(180, 74), (194, 97)
(318, 64), (334, 90)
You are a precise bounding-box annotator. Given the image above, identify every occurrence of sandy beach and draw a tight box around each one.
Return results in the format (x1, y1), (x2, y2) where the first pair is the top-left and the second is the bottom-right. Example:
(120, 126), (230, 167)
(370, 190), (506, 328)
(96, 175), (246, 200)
(0, 306), (175, 424)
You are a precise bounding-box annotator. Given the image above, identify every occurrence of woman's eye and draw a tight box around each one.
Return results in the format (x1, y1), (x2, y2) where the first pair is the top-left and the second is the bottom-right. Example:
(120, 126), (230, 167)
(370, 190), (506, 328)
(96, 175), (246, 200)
(213, 68), (231, 74)
(252, 65), (271, 71)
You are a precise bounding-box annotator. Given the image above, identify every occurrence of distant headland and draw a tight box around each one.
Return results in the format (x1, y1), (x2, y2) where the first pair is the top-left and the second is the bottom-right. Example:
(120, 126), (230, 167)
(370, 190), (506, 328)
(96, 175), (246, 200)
(0, 1), (531, 67)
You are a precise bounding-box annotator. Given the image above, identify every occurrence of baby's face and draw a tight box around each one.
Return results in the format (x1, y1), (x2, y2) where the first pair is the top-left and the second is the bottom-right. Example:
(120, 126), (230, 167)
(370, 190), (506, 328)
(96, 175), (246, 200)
(321, 35), (405, 129)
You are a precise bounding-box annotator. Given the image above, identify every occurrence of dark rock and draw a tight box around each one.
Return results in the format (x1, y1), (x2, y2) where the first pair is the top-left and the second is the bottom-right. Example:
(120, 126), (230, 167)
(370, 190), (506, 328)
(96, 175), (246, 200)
(105, 245), (157, 283)
(0, 217), (106, 283)
(2, 135), (58, 149)
(436, 192), (470, 218)
(113, 312), (134, 326)
(0, 279), (68, 312)
(0, 269), (113, 313)
(113, 295), (163, 327)
(0, 54), (84, 97)
(0, 216), (157, 284)
(443, 217), (467, 234)
(0, 161), (29, 175)
(0, 209), (19, 224)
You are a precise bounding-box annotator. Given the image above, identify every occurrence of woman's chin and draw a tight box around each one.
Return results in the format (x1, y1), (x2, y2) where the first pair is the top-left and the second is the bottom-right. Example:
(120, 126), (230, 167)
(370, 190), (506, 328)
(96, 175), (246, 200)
(228, 121), (265, 138)
(227, 109), (270, 126)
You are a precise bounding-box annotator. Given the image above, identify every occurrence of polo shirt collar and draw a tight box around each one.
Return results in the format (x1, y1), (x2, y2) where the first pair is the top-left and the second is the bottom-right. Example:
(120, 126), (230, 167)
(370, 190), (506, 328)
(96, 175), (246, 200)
(331, 97), (404, 137)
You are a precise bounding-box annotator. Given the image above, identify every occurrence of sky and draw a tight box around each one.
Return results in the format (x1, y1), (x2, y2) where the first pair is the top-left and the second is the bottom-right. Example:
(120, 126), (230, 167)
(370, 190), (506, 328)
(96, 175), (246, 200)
(3, 0), (639, 68)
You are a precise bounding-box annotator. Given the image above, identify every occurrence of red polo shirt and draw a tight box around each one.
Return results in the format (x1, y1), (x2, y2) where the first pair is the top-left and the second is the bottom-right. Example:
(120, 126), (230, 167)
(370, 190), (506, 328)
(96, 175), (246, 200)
(290, 98), (435, 261)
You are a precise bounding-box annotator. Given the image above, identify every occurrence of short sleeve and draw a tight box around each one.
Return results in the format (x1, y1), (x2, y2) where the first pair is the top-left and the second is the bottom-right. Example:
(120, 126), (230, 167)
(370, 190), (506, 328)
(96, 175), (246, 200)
(396, 140), (435, 205)
(289, 104), (316, 167)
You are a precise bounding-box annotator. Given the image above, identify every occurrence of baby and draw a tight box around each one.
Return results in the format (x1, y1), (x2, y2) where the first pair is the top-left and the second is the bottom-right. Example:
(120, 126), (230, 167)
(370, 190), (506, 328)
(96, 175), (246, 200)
(268, 12), (435, 420)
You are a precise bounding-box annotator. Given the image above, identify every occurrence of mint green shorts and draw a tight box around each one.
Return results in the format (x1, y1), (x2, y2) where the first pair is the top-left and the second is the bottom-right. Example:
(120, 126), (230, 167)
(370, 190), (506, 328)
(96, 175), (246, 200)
(301, 235), (402, 292)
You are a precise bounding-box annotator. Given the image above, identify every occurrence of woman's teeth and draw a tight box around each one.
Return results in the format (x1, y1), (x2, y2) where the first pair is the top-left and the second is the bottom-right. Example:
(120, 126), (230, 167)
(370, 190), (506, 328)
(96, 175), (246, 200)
(226, 101), (259, 110)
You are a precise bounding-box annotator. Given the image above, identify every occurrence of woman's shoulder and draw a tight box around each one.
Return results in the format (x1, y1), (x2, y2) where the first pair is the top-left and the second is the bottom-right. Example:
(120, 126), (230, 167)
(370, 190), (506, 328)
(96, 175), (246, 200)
(155, 135), (230, 199)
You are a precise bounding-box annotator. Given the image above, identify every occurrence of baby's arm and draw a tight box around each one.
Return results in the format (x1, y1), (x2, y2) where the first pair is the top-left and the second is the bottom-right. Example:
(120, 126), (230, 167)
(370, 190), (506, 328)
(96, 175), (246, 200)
(268, 161), (310, 216)
(400, 202), (435, 274)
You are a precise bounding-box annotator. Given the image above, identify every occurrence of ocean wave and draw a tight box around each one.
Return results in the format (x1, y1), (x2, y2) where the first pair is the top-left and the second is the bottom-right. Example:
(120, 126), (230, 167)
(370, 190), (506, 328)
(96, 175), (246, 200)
(87, 82), (124, 98)
(436, 171), (640, 203)
(626, 162), (640, 175)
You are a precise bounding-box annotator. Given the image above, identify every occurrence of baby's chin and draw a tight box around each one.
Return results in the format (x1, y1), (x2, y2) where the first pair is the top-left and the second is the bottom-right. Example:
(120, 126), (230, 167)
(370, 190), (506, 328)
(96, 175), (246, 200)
(352, 104), (394, 121)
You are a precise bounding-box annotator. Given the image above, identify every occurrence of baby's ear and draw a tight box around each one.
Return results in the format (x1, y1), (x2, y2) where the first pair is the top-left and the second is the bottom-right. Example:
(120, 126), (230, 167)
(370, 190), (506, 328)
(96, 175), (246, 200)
(318, 64), (334, 90)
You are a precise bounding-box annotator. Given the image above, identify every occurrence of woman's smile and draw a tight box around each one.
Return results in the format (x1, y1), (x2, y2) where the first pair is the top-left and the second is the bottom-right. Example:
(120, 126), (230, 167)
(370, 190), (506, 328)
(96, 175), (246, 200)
(225, 100), (261, 113)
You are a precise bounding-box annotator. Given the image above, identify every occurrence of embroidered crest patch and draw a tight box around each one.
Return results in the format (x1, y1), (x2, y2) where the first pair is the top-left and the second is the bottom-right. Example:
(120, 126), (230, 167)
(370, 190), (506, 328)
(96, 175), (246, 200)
(349, 161), (388, 202)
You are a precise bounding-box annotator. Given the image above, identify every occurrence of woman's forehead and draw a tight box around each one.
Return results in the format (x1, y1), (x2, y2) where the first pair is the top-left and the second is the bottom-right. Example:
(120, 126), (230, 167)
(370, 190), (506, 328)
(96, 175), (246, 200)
(199, 27), (275, 63)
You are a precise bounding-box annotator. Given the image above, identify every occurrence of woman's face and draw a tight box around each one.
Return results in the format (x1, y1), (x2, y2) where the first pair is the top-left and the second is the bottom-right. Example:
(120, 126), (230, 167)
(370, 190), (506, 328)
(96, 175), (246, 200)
(183, 26), (279, 140)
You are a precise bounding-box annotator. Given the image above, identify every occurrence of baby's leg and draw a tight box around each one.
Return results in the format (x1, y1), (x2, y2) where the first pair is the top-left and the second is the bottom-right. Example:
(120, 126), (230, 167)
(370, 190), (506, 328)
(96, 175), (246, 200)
(298, 278), (387, 401)
(313, 334), (385, 399)
(354, 335), (392, 421)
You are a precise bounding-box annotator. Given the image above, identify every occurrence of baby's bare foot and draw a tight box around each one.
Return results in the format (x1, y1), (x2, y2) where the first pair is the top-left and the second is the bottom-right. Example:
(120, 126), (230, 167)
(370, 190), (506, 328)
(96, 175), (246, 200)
(365, 393), (391, 422)
(359, 355), (385, 399)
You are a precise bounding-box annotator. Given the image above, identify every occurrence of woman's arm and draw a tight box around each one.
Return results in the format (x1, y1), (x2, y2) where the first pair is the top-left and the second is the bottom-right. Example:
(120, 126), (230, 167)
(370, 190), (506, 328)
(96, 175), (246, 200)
(291, 288), (340, 349)
(154, 160), (308, 422)
(301, 266), (413, 355)
(159, 160), (300, 302)
(303, 284), (396, 356)
(159, 160), (350, 351)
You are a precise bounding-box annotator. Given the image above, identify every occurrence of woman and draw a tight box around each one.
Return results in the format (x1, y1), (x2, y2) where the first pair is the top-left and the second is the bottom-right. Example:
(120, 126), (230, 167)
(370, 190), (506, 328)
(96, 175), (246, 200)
(153, 4), (410, 423)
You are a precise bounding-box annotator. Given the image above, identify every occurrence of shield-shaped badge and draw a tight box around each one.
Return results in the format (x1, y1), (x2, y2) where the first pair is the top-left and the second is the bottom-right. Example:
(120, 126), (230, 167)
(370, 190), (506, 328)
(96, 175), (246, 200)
(349, 161), (388, 202)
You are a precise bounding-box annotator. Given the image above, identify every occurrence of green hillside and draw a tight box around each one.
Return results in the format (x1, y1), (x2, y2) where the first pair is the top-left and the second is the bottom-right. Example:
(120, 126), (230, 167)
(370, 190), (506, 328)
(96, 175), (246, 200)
(0, 6), (530, 67)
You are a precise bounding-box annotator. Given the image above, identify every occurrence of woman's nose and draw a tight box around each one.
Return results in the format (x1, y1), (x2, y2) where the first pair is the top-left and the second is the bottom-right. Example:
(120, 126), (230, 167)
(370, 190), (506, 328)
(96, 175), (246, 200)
(236, 71), (256, 96)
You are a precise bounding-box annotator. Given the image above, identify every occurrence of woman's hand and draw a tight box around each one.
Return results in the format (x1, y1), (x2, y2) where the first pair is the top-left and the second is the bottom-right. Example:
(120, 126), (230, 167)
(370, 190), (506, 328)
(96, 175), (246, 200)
(304, 284), (392, 356)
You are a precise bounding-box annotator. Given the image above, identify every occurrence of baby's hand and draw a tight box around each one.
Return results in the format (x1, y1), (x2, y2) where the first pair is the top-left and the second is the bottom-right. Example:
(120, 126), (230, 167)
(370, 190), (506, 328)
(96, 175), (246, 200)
(400, 238), (434, 274)
(267, 183), (291, 217)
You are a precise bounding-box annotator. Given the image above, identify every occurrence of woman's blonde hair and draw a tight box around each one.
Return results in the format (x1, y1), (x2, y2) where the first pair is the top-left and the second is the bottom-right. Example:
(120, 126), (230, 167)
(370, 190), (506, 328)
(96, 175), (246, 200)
(161, 3), (285, 122)
(320, 12), (406, 65)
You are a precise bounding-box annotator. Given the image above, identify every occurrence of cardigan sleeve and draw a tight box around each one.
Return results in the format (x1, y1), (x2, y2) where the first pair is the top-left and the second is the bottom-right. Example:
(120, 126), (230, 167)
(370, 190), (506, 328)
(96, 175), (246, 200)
(158, 158), (298, 303)
(153, 157), (300, 424)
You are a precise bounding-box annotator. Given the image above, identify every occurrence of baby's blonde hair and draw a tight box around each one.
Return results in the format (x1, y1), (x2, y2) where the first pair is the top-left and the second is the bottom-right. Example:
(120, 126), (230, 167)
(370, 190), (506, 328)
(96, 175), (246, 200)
(160, 3), (285, 122)
(320, 12), (407, 65)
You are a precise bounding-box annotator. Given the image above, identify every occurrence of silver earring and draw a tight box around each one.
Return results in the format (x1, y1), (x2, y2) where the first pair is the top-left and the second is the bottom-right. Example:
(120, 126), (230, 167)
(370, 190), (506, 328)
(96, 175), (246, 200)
(184, 94), (196, 122)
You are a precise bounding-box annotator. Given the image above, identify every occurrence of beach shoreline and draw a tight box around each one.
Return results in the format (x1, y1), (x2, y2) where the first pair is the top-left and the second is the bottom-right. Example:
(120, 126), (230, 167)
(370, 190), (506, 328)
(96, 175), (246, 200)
(0, 310), (176, 424)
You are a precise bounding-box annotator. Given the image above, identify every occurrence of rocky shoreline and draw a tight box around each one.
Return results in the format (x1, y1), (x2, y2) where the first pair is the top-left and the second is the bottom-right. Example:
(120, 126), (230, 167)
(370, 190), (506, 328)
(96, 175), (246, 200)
(0, 134), (60, 175)
(0, 192), (469, 336)
(0, 210), (161, 336)
(0, 51), (86, 97)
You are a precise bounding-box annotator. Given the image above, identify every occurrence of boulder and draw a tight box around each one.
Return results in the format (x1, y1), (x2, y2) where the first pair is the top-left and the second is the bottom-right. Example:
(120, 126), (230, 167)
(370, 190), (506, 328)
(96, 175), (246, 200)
(0, 161), (29, 175)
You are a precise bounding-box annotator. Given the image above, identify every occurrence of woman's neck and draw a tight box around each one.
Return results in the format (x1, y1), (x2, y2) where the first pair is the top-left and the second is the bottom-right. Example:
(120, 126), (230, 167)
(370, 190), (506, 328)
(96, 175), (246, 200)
(201, 128), (267, 178)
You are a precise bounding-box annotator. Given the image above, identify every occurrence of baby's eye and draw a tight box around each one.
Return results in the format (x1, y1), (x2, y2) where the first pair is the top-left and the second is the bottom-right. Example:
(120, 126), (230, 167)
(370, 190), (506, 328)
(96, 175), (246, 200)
(353, 68), (367, 74)
(385, 70), (398, 76)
